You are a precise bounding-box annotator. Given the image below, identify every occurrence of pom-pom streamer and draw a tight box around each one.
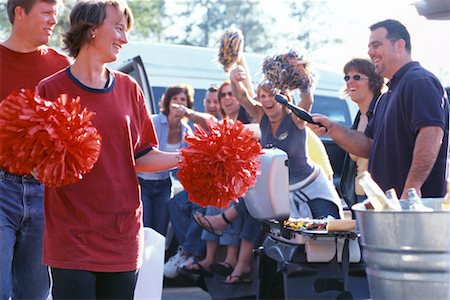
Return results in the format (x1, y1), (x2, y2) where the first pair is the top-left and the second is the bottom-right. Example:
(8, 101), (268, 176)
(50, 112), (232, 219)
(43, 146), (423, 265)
(178, 119), (262, 209)
(262, 50), (314, 93)
(0, 89), (101, 187)
(218, 28), (244, 72)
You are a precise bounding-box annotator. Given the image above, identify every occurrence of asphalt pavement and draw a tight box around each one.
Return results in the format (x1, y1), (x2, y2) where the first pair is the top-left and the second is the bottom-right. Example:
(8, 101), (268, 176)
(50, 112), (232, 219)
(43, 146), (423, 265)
(162, 274), (211, 300)
(162, 287), (211, 300)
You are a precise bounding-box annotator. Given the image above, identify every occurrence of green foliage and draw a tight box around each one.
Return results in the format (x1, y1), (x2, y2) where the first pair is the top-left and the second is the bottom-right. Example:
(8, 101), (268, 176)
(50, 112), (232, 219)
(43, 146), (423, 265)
(287, 1), (343, 51)
(0, 0), (340, 56)
(128, 0), (163, 40)
(0, 0), (10, 41)
(162, 0), (275, 53)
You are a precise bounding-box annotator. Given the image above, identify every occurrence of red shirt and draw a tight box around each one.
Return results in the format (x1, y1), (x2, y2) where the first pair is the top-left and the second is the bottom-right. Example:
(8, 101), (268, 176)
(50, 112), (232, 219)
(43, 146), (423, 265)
(0, 45), (70, 100)
(0, 45), (70, 171)
(38, 68), (158, 272)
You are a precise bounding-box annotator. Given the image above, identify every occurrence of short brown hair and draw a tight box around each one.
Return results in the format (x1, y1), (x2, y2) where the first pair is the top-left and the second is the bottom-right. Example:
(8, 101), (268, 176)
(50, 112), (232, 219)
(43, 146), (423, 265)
(62, 0), (133, 58)
(160, 84), (195, 116)
(343, 58), (384, 97)
(7, 0), (58, 24)
(256, 79), (275, 99)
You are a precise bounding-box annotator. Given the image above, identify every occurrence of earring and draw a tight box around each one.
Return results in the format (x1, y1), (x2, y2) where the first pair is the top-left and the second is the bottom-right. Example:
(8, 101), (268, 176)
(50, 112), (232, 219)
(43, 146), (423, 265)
(91, 34), (95, 39)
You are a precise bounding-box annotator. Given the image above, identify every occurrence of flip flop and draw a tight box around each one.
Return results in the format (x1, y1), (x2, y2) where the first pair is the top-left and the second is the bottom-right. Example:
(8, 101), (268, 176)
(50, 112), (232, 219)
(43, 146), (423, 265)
(210, 262), (233, 276)
(222, 274), (253, 285)
(180, 263), (213, 277)
(193, 212), (223, 236)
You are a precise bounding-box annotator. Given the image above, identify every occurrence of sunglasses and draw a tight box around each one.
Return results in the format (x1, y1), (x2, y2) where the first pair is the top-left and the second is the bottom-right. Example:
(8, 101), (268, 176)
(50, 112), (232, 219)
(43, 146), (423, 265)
(344, 74), (369, 82)
(219, 91), (233, 98)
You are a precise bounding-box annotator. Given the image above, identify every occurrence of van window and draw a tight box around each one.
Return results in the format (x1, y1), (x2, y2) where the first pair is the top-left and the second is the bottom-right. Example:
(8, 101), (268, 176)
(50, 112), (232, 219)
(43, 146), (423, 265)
(311, 95), (352, 128)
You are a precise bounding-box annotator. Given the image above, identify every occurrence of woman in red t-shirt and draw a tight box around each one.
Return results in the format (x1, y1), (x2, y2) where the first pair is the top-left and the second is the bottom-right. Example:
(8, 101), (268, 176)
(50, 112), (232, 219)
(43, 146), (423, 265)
(37, 1), (179, 298)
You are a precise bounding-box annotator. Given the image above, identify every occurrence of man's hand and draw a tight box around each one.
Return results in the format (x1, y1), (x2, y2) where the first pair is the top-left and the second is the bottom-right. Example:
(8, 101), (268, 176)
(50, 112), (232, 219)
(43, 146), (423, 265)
(308, 114), (334, 136)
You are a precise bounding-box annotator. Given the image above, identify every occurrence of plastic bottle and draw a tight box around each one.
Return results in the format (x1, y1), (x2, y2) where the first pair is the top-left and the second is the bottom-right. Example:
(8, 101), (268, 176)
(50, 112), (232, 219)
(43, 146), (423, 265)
(441, 180), (450, 210)
(385, 188), (398, 200)
(407, 188), (432, 211)
(357, 172), (398, 211)
(385, 188), (402, 210)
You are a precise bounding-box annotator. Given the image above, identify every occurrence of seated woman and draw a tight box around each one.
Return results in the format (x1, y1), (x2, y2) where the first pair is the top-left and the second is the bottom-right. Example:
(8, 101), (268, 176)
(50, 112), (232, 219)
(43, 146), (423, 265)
(194, 60), (344, 239)
(183, 79), (262, 284)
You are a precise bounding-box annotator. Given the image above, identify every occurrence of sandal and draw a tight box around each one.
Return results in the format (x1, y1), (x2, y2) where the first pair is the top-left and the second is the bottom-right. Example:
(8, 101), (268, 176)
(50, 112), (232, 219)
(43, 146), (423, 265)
(210, 262), (233, 276)
(193, 212), (223, 236)
(223, 274), (252, 284)
(180, 263), (213, 277)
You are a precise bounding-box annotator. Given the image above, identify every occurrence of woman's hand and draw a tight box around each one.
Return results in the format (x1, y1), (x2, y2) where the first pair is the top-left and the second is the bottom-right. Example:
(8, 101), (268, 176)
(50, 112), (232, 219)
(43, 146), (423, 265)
(230, 65), (247, 84)
(171, 103), (193, 118)
(288, 57), (308, 76)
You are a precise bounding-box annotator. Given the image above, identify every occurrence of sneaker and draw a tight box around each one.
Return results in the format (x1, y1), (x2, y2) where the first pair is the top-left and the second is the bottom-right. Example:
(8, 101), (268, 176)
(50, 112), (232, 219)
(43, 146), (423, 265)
(164, 246), (195, 278)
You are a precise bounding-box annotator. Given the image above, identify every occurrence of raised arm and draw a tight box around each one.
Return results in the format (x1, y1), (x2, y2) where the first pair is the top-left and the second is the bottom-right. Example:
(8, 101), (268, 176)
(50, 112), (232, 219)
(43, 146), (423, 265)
(290, 90), (314, 130)
(236, 50), (255, 99)
(230, 66), (264, 123)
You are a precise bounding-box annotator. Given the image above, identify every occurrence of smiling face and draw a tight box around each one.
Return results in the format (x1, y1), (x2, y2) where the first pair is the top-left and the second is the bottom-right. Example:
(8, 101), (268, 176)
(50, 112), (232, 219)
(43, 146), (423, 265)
(204, 90), (220, 117)
(345, 69), (372, 105)
(368, 27), (399, 79)
(90, 5), (128, 63)
(258, 87), (283, 119)
(17, 0), (58, 47)
(219, 84), (240, 118)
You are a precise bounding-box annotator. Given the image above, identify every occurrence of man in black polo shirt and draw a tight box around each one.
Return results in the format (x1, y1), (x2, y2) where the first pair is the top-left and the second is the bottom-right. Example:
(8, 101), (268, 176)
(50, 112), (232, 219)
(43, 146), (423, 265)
(310, 19), (448, 199)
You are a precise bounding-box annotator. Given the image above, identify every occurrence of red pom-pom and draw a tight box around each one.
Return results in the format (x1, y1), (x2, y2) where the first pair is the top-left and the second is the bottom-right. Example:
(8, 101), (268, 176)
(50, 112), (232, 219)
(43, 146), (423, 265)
(0, 89), (101, 187)
(178, 119), (262, 209)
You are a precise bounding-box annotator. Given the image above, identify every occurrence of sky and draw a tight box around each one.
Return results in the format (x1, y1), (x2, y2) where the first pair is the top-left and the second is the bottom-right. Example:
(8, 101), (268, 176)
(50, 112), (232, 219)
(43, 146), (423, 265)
(263, 0), (450, 86)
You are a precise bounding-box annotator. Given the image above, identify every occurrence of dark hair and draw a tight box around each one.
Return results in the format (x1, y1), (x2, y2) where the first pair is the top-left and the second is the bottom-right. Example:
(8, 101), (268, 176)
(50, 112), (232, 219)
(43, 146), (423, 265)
(207, 84), (218, 93)
(7, 0), (58, 24)
(370, 19), (411, 53)
(62, 0), (133, 58)
(343, 58), (384, 97)
(160, 84), (194, 116)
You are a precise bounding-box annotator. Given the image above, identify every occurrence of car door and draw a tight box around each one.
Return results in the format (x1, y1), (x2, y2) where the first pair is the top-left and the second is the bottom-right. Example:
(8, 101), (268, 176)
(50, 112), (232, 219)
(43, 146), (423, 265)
(116, 55), (156, 115)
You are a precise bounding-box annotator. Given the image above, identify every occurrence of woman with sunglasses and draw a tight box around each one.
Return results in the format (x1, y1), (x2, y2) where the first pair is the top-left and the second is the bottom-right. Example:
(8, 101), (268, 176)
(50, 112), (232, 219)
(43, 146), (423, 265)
(231, 66), (343, 220)
(183, 60), (264, 284)
(193, 61), (345, 223)
(339, 58), (384, 207)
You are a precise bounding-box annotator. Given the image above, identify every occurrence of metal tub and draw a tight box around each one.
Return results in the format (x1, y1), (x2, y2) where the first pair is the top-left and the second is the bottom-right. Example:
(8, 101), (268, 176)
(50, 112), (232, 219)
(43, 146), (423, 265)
(353, 199), (450, 300)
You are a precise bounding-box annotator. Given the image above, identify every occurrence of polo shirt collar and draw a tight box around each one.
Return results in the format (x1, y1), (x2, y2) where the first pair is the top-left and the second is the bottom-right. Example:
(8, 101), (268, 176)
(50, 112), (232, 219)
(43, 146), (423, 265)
(386, 61), (419, 89)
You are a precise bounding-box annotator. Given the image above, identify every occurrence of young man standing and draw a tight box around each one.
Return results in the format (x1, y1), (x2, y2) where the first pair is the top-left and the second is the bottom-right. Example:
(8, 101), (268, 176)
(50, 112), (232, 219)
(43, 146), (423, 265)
(0, 0), (70, 298)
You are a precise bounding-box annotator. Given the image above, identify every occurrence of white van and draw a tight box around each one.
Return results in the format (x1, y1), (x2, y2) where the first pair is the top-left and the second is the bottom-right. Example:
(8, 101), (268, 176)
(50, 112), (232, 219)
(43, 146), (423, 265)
(111, 41), (357, 192)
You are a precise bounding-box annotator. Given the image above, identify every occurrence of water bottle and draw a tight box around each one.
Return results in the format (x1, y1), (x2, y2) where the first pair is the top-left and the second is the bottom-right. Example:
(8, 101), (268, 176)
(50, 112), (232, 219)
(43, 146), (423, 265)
(407, 188), (432, 211)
